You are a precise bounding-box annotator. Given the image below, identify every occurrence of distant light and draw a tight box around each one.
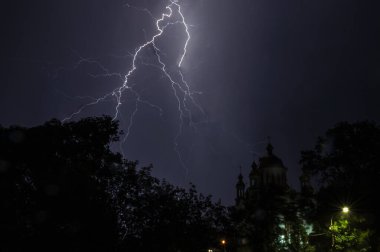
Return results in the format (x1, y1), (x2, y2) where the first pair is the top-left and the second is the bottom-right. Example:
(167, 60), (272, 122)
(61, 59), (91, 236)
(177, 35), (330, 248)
(342, 206), (350, 214)
(221, 240), (226, 245)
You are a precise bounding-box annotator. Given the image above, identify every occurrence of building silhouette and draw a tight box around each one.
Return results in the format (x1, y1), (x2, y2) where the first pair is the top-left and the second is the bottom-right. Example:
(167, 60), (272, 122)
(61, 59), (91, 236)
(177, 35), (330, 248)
(232, 142), (313, 252)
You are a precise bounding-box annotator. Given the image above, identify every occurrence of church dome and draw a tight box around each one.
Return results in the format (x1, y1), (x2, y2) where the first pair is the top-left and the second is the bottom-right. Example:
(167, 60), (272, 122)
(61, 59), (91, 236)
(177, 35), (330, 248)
(258, 143), (287, 187)
(259, 143), (287, 170)
(259, 154), (286, 170)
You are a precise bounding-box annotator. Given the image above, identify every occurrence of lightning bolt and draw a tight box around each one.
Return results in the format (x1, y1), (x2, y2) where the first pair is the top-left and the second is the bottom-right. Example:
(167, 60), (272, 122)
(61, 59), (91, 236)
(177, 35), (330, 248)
(177, 2), (190, 68)
(63, 0), (204, 176)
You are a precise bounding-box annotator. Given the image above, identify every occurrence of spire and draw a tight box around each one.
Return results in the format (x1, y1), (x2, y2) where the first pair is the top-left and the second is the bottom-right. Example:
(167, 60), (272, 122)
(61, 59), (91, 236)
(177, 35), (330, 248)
(249, 161), (261, 188)
(236, 166), (245, 188)
(266, 137), (274, 156)
(249, 161), (258, 180)
(236, 166), (245, 204)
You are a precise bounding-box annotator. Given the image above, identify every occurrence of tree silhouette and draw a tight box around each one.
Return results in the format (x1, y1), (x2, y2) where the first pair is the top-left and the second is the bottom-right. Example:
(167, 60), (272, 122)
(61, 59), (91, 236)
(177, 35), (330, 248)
(1, 116), (121, 250)
(0, 116), (229, 251)
(300, 121), (379, 251)
(106, 161), (230, 251)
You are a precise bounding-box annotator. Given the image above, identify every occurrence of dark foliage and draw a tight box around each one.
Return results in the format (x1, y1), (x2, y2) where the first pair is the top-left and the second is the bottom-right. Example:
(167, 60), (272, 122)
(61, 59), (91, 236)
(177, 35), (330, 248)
(0, 116), (229, 251)
(300, 121), (380, 251)
(108, 162), (230, 251)
(0, 117), (121, 251)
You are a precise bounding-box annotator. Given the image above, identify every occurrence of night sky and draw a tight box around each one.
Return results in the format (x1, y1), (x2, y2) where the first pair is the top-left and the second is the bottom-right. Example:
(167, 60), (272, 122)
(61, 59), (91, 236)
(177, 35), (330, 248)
(2, 0), (380, 204)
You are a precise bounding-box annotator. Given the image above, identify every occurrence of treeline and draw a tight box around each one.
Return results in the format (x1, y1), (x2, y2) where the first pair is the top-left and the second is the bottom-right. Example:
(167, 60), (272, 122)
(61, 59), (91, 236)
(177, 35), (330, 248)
(0, 117), (230, 251)
(1, 117), (380, 251)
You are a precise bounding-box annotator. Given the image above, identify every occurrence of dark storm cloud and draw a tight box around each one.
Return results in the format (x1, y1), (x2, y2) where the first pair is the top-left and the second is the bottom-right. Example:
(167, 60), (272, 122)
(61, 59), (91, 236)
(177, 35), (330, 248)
(1, 0), (380, 204)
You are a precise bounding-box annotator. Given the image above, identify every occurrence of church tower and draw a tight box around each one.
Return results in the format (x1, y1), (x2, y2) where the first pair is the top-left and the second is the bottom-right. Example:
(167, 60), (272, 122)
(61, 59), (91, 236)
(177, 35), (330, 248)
(235, 169), (245, 204)
(235, 142), (288, 206)
(249, 161), (261, 188)
(258, 143), (287, 188)
(233, 141), (313, 252)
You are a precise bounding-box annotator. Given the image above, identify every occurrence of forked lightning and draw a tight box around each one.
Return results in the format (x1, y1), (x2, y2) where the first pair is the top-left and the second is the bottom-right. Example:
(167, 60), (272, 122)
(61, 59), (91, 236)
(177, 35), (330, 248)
(63, 0), (204, 175)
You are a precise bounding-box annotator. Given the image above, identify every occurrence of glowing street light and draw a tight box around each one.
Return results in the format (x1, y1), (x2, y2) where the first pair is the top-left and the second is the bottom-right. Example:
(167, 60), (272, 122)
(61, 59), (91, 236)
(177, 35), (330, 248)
(330, 206), (351, 250)
(221, 239), (226, 252)
(342, 206), (350, 214)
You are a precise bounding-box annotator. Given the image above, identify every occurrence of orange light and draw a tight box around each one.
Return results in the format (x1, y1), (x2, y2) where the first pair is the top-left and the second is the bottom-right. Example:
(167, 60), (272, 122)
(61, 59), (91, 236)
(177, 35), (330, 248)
(221, 240), (226, 245)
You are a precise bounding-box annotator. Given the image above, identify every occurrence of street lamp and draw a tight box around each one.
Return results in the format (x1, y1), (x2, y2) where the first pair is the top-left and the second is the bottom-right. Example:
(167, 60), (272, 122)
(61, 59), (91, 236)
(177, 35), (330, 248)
(342, 206), (349, 214)
(221, 239), (226, 252)
(330, 206), (351, 250)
